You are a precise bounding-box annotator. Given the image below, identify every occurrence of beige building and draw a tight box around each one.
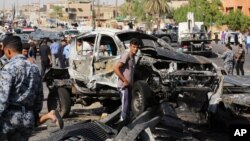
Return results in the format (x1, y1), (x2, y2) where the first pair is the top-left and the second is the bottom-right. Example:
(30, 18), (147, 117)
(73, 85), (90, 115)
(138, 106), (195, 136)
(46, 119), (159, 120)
(47, 0), (92, 22)
(47, 0), (119, 27)
(19, 3), (40, 18)
(168, 0), (189, 9)
(94, 5), (118, 27)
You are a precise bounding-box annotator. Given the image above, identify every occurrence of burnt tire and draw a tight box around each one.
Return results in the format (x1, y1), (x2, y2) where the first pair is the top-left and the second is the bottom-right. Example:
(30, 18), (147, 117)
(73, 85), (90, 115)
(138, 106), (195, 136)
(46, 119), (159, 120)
(131, 81), (152, 117)
(47, 87), (71, 117)
(161, 36), (171, 44)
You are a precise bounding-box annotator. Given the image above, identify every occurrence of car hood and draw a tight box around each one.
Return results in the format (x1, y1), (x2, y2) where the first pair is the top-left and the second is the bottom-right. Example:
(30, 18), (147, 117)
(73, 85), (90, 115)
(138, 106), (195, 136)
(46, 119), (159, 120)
(154, 47), (212, 64)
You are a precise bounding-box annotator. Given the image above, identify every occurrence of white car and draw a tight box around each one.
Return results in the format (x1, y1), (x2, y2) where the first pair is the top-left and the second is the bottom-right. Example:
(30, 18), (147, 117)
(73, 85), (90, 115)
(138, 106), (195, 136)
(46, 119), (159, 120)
(63, 29), (80, 38)
(44, 30), (224, 119)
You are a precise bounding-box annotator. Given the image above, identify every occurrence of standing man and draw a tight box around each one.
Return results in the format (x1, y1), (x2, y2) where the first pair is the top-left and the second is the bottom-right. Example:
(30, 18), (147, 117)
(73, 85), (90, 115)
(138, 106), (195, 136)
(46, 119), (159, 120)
(0, 36), (43, 141)
(218, 44), (235, 75)
(63, 38), (71, 67)
(23, 43), (64, 129)
(235, 44), (245, 75)
(50, 39), (60, 67)
(221, 31), (225, 45)
(40, 39), (52, 77)
(246, 32), (250, 54)
(114, 38), (139, 123)
(58, 39), (66, 68)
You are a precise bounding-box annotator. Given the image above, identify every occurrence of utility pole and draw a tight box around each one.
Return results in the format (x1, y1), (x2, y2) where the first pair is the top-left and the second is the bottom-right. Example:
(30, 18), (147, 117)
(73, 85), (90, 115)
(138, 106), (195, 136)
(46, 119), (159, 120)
(38, 0), (41, 26)
(115, 0), (118, 18)
(97, 0), (100, 27)
(3, 0), (5, 25)
(92, 0), (95, 30)
(16, 0), (19, 17)
(67, 0), (69, 21)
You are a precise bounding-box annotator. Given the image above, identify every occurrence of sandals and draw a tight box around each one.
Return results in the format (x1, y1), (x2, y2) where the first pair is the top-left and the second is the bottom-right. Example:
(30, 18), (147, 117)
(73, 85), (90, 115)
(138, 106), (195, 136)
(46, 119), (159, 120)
(54, 110), (64, 129)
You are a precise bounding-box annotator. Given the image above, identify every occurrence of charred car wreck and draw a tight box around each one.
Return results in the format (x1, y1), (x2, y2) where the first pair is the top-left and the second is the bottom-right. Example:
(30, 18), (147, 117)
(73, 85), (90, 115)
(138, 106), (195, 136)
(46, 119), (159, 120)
(44, 30), (224, 121)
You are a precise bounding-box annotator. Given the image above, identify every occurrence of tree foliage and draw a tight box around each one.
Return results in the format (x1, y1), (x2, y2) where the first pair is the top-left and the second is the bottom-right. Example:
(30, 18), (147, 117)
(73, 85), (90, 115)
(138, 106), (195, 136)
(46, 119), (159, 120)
(173, 0), (250, 32)
(173, 0), (223, 26)
(50, 5), (63, 19)
(225, 10), (250, 32)
(144, 0), (170, 15)
(120, 0), (171, 29)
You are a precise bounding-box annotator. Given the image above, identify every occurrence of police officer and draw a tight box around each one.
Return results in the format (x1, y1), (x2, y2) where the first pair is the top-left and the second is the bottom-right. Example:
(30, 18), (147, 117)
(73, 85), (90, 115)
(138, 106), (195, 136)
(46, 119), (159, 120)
(219, 44), (235, 75)
(0, 36), (43, 141)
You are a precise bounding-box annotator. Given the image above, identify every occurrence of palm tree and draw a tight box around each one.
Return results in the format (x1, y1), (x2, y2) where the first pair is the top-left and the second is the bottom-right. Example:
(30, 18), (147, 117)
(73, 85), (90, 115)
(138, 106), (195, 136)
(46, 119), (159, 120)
(144, 0), (170, 29)
(50, 5), (63, 19)
(125, 0), (133, 18)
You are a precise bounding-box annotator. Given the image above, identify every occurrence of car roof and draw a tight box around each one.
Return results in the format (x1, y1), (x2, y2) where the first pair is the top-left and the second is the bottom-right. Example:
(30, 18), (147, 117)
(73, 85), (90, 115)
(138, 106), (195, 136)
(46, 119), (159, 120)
(76, 29), (156, 38)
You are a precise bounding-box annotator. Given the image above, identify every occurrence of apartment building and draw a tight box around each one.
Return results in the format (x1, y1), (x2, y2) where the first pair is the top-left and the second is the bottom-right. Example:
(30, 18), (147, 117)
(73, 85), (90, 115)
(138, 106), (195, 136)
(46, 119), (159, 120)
(222, 0), (250, 16)
(47, 0), (91, 21)
(47, 0), (118, 27)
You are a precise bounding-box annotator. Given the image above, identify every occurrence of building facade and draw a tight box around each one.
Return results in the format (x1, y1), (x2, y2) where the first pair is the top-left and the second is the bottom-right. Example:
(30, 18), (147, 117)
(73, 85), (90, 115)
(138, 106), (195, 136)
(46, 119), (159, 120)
(222, 0), (250, 16)
(168, 0), (189, 9)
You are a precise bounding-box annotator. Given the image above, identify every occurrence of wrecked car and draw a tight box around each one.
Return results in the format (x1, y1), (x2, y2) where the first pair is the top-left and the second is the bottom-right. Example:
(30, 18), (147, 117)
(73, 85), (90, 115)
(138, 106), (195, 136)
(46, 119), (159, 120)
(44, 30), (224, 119)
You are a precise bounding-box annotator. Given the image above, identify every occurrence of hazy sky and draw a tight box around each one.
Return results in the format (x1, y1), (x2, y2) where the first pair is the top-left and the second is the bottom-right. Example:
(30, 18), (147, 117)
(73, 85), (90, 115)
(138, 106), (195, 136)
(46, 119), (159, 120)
(1, 0), (125, 9)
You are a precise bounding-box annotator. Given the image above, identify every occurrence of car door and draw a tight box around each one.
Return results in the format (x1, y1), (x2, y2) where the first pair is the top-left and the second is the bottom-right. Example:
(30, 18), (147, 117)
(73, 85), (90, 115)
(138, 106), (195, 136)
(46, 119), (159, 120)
(92, 34), (120, 87)
(68, 33), (97, 82)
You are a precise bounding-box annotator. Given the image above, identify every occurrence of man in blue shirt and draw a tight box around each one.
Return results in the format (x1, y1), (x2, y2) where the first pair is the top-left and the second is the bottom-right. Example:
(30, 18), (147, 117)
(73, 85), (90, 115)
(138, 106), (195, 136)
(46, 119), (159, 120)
(246, 32), (250, 54)
(63, 40), (71, 67)
(50, 39), (60, 67)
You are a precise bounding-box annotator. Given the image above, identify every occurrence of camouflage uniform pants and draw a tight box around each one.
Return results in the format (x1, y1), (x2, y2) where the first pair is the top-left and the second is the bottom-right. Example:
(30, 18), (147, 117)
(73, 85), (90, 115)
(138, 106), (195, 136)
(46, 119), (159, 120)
(224, 62), (234, 75)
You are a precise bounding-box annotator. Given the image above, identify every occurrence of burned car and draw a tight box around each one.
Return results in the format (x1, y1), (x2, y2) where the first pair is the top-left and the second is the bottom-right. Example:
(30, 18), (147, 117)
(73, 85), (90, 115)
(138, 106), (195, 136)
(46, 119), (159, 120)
(44, 30), (224, 119)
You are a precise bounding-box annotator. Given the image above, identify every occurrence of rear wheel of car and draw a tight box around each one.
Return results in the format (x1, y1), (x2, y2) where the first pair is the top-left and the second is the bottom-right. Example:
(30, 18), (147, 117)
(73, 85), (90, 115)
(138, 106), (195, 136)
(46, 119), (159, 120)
(47, 87), (71, 117)
(161, 36), (171, 44)
(131, 81), (152, 117)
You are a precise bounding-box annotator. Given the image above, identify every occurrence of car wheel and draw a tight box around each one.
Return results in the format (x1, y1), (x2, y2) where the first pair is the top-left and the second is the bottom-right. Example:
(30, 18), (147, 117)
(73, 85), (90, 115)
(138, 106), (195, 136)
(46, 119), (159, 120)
(131, 81), (152, 117)
(161, 36), (171, 44)
(47, 87), (71, 117)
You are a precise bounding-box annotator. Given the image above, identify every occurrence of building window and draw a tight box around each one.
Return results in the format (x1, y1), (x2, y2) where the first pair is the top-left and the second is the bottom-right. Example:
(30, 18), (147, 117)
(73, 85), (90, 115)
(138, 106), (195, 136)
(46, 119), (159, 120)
(78, 8), (83, 12)
(226, 7), (234, 13)
(237, 6), (242, 11)
(67, 8), (77, 13)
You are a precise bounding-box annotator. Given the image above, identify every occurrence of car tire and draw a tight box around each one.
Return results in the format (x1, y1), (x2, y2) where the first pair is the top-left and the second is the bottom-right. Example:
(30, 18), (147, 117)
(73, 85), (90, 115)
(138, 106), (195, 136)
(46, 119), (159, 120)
(131, 81), (152, 117)
(161, 36), (171, 44)
(47, 87), (71, 117)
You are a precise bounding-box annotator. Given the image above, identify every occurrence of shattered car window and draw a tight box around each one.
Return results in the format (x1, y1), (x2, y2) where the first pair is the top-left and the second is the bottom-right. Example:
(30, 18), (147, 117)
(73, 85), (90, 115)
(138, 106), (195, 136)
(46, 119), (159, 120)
(98, 35), (119, 57)
(76, 34), (96, 56)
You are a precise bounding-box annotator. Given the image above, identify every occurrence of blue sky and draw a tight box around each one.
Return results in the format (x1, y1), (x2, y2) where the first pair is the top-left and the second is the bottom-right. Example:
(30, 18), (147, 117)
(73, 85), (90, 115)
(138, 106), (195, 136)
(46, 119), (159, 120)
(1, 0), (125, 9)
